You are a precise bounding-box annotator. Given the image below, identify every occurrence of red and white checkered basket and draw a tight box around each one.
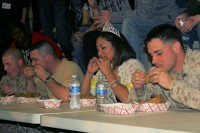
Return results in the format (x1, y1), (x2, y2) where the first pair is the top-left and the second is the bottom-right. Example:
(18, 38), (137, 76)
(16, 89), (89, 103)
(36, 99), (62, 108)
(0, 95), (16, 104)
(80, 98), (96, 107)
(16, 97), (39, 104)
(137, 101), (171, 112)
(101, 103), (139, 115)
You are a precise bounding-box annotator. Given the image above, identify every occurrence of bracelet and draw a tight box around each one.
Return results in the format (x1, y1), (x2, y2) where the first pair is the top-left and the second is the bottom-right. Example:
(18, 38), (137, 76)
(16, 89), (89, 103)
(110, 82), (119, 90)
(109, 78), (118, 87)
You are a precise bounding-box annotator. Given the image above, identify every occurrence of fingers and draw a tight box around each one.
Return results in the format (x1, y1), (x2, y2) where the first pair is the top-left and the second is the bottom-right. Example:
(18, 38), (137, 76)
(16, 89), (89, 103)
(148, 68), (166, 83)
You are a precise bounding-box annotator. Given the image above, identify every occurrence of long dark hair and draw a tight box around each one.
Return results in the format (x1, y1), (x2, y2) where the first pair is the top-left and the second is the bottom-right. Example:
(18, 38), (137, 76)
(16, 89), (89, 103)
(97, 32), (136, 70)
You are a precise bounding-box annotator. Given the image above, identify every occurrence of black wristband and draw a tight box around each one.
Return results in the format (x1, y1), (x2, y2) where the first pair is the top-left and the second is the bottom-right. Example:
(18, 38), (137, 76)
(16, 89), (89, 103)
(44, 76), (52, 84)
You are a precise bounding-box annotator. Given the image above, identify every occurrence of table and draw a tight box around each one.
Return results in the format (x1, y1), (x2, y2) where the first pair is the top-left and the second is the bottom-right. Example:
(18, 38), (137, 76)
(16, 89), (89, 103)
(0, 103), (94, 124)
(41, 109), (200, 133)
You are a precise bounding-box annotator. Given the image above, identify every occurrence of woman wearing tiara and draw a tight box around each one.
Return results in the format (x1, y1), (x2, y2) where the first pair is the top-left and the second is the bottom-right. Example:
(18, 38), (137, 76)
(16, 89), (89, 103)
(81, 22), (146, 103)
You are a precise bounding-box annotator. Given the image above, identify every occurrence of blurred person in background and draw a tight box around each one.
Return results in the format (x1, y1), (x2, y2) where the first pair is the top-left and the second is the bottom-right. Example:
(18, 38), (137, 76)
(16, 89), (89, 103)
(175, 0), (200, 48)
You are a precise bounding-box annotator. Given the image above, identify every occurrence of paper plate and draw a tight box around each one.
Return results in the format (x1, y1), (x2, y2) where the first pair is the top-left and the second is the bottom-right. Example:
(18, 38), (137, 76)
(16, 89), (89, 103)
(80, 98), (96, 107)
(16, 97), (38, 104)
(0, 95), (16, 104)
(101, 103), (139, 115)
(137, 101), (171, 112)
(36, 99), (62, 108)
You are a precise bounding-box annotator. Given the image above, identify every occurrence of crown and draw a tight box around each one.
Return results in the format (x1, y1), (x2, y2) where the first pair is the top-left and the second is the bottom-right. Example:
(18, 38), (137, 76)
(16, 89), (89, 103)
(102, 22), (121, 38)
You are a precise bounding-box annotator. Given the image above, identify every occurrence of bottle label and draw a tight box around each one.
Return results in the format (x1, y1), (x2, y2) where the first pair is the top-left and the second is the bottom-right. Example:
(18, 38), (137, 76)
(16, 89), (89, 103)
(96, 89), (107, 95)
(70, 86), (80, 93)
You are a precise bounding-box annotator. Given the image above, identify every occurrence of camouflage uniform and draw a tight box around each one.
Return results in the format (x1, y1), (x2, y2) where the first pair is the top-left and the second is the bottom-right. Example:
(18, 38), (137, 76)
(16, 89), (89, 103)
(0, 75), (26, 94)
(144, 48), (200, 110)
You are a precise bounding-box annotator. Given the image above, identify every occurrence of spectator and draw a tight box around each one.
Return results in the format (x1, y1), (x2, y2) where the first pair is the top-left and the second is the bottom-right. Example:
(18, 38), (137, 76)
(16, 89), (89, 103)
(9, 21), (62, 65)
(73, 0), (101, 74)
(81, 23), (145, 103)
(132, 24), (200, 110)
(122, 0), (181, 65)
(26, 41), (84, 102)
(0, 48), (36, 95)
(38, 0), (73, 60)
(175, 0), (200, 48)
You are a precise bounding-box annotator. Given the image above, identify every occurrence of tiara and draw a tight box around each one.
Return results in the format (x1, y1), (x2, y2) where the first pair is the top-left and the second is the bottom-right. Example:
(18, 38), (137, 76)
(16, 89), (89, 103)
(102, 22), (121, 38)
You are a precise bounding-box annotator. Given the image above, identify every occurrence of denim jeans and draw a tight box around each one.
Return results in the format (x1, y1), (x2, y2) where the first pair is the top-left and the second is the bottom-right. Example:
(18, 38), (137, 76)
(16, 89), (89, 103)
(72, 25), (89, 74)
(192, 23), (200, 44)
(38, 0), (73, 54)
(122, 17), (168, 60)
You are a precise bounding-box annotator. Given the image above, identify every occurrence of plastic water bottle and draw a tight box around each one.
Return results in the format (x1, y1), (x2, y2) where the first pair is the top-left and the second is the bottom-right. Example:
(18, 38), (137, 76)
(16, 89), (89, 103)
(69, 75), (80, 109)
(179, 19), (190, 48)
(95, 75), (107, 112)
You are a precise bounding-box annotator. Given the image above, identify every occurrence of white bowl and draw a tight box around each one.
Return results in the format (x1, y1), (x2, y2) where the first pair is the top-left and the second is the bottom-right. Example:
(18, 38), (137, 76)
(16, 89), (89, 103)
(80, 98), (96, 107)
(36, 99), (62, 108)
(137, 101), (171, 112)
(101, 103), (139, 115)
(16, 97), (38, 104)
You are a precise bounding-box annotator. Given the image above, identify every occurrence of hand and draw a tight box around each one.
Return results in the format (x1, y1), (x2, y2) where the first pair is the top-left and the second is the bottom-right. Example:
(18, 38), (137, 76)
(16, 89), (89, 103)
(87, 57), (99, 75)
(74, 31), (83, 41)
(24, 66), (36, 80)
(95, 57), (112, 77)
(1, 82), (14, 95)
(131, 70), (146, 90)
(181, 15), (200, 33)
(93, 10), (111, 29)
(175, 13), (188, 30)
(34, 65), (49, 81)
(148, 68), (173, 90)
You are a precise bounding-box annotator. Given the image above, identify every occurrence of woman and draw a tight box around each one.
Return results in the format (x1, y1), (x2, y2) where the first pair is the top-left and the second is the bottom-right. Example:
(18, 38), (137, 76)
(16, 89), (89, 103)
(81, 22), (145, 103)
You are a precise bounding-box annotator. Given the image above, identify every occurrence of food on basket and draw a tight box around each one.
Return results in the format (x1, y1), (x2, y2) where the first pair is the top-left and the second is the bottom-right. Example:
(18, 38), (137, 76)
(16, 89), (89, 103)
(140, 94), (165, 104)
(145, 74), (151, 83)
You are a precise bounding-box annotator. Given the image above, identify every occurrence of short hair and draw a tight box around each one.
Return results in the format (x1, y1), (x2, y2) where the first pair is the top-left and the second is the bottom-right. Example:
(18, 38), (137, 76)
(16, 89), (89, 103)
(30, 41), (57, 58)
(98, 31), (136, 69)
(2, 48), (24, 62)
(144, 24), (183, 49)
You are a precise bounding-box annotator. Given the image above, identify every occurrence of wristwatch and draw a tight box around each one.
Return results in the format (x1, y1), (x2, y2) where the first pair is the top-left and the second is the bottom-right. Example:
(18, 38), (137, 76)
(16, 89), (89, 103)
(44, 75), (52, 84)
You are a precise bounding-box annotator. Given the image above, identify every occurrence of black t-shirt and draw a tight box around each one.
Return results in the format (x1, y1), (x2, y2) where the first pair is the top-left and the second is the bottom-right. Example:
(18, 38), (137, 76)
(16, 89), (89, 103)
(0, 0), (28, 28)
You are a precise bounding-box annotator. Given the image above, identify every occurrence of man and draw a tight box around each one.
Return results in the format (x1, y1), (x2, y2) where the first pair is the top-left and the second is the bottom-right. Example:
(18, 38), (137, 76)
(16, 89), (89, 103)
(27, 41), (84, 102)
(175, 0), (200, 48)
(0, 48), (36, 95)
(132, 24), (200, 110)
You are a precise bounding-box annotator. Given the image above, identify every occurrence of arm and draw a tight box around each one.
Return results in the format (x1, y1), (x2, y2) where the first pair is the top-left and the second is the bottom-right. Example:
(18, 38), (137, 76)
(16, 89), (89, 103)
(82, 10), (91, 25)
(170, 80), (200, 110)
(80, 72), (93, 97)
(21, 6), (28, 24)
(44, 77), (69, 103)
(81, 57), (99, 97)
(34, 65), (70, 103)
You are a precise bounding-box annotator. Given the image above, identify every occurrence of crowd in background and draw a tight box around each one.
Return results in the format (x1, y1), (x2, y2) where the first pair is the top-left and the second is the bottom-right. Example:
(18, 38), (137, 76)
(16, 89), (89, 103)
(0, 0), (200, 132)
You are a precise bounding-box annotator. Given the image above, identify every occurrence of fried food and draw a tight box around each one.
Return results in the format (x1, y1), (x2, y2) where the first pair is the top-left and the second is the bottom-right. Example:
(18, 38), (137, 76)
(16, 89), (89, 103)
(145, 74), (151, 83)
(139, 94), (165, 104)
(146, 94), (165, 104)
